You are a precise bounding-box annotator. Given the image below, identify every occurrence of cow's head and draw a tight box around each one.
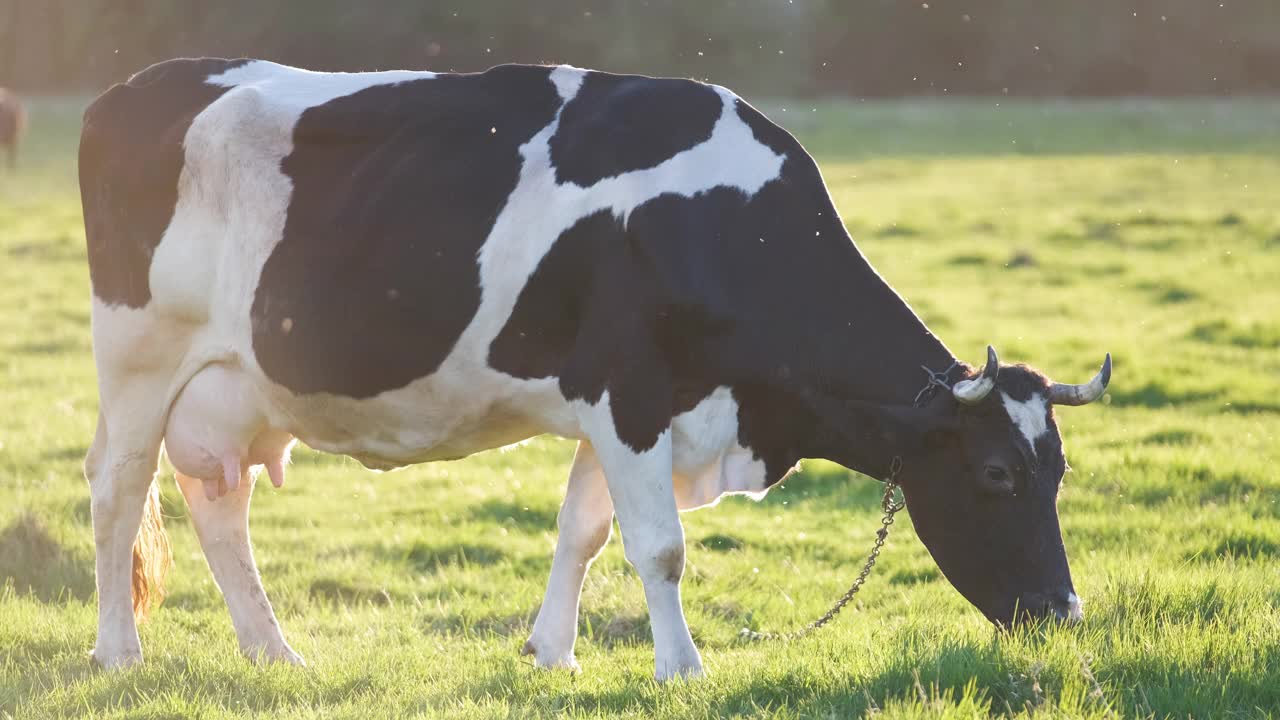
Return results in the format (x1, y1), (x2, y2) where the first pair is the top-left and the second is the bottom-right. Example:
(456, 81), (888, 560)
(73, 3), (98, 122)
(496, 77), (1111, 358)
(894, 347), (1111, 627)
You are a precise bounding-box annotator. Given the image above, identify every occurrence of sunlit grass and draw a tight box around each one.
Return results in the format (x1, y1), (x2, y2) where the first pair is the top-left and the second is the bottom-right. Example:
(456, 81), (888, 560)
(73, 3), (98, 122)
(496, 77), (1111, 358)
(1, 97), (1278, 718)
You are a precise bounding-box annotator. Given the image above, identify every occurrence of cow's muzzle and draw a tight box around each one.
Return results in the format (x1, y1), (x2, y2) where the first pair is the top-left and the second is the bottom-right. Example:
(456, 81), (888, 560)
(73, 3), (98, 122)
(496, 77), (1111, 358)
(1015, 590), (1084, 625)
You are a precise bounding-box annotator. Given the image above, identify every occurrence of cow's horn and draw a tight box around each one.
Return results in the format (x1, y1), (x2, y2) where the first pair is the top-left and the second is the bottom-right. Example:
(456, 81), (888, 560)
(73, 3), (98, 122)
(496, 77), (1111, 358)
(1048, 353), (1112, 406)
(952, 345), (999, 405)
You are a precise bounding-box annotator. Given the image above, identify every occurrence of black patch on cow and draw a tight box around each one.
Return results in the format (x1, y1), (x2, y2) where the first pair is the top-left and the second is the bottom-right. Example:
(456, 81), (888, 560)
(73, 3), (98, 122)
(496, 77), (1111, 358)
(549, 71), (722, 187)
(488, 196), (732, 452)
(251, 64), (560, 397)
(79, 57), (248, 308)
(488, 210), (611, 382)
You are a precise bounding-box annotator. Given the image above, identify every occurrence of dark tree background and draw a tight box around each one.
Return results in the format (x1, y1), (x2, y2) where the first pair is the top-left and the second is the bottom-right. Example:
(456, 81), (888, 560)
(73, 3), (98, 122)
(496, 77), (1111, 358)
(2, 0), (1277, 96)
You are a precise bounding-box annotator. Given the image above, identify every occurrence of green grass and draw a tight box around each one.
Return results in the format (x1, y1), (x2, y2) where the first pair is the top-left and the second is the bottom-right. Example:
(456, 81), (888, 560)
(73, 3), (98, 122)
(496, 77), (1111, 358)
(2, 96), (1279, 718)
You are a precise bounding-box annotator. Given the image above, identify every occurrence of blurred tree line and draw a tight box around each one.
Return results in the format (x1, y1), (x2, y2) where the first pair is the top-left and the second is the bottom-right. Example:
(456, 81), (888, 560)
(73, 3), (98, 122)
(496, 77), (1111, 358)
(2, 0), (1278, 96)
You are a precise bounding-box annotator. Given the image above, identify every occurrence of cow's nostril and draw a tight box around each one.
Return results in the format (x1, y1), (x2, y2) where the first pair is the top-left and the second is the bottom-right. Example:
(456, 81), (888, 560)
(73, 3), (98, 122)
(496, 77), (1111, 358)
(1034, 591), (1084, 624)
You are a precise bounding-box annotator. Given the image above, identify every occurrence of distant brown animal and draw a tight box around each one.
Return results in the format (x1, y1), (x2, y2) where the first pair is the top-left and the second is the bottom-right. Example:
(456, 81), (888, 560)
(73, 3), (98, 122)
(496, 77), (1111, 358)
(0, 89), (26, 169)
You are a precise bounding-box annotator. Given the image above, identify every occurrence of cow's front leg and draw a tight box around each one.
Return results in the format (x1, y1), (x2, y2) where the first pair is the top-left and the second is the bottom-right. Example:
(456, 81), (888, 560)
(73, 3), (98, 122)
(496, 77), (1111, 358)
(579, 401), (702, 682)
(524, 441), (613, 671)
(174, 470), (303, 665)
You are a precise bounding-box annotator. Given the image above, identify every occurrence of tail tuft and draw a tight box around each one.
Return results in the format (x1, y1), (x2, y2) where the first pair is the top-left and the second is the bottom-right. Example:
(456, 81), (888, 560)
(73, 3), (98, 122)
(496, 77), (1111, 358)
(130, 480), (171, 620)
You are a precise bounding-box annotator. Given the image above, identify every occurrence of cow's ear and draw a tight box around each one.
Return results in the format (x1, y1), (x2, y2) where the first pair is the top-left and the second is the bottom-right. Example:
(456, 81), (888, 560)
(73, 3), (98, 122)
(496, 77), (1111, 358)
(801, 389), (957, 456)
(881, 402), (960, 446)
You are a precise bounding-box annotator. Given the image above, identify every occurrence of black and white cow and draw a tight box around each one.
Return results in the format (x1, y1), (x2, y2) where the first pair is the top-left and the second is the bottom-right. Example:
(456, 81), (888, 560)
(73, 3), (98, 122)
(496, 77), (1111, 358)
(79, 58), (1112, 681)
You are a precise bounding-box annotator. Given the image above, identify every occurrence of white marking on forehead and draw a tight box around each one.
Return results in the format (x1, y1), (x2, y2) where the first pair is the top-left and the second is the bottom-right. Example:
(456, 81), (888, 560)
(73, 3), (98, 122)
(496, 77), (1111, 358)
(999, 391), (1049, 452)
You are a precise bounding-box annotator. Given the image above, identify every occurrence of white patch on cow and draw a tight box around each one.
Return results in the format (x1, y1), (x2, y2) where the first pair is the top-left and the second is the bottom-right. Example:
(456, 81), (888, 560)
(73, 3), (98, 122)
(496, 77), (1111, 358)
(672, 387), (770, 509)
(999, 391), (1050, 452)
(549, 64), (586, 101)
(206, 60), (435, 101)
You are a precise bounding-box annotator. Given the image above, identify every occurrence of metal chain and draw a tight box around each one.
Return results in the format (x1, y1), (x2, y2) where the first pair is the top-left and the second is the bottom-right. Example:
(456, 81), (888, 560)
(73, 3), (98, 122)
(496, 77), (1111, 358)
(914, 360), (959, 407)
(739, 455), (906, 642)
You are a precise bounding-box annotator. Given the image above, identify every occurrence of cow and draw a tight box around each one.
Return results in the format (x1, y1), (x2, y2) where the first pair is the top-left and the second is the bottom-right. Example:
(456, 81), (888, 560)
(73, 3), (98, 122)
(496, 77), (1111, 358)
(0, 88), (25, 169)
(78, 58), (1112, 681)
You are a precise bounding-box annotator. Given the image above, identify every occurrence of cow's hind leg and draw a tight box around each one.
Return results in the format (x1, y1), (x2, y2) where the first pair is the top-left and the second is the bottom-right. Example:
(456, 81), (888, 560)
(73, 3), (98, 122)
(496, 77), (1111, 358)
(578, 399), (702, 682)
(524, 441), (613, 671)
(174, 470), (303, 665)
(85, 383), (169, 669)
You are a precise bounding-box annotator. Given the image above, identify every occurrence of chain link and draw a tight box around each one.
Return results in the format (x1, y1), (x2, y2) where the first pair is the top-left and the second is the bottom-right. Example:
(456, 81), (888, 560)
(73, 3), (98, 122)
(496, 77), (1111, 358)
(739, 455), (906, 642)
(914, 360), (959, 407)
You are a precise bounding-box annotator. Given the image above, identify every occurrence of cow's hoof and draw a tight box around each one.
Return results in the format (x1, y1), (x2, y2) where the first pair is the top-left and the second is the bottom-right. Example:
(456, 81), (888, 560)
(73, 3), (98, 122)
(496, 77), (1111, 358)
(521, 639), (581, 673)
(244, 643), (307, 667)
(655, 664), (704, 683)
(655, 655), (704, 683)
(91, 648), (143, 671)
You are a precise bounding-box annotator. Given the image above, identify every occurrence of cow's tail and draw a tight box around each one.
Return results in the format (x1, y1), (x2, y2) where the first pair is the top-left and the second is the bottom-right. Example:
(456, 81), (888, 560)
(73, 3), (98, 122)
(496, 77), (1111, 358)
(131, 480), (171, 619)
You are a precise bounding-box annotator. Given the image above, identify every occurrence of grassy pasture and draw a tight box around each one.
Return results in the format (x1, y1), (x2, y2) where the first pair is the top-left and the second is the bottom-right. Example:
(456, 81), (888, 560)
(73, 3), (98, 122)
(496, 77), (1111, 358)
(1, 96), (1278, 718)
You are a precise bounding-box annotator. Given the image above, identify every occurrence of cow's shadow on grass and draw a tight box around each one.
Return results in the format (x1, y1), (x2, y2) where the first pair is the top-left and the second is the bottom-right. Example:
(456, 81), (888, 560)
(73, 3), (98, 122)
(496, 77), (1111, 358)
(413, 604), (657, 649)
(0, 513), (94, 604)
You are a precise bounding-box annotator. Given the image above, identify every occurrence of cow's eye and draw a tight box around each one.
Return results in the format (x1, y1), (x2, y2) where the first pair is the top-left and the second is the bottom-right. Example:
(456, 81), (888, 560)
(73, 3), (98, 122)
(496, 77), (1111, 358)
(979, 464), (1017, 497)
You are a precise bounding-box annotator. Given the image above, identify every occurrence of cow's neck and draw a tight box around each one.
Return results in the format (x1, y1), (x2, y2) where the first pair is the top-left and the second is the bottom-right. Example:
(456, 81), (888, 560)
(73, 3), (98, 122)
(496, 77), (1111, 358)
(761, 231), (964, 483)
(827, 250), (959, 402)
(819, 242), (965, 474)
